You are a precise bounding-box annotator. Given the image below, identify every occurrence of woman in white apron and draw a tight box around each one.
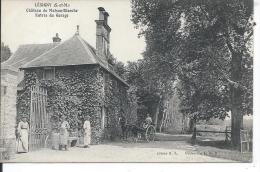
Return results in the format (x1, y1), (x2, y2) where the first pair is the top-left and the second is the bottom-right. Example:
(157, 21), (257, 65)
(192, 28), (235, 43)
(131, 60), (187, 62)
(17, 115), (29, 153)
(83, 115), (91, 148)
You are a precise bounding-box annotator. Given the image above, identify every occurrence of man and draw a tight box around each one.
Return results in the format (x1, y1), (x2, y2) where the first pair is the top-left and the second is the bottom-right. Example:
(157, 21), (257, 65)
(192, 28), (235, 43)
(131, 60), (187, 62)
(17, 115), (29, 153)
(59, 115), (70, 151)
(143, 113), (153, 128)
(119, 112), (127, 140)
(83, 115), (91, 148)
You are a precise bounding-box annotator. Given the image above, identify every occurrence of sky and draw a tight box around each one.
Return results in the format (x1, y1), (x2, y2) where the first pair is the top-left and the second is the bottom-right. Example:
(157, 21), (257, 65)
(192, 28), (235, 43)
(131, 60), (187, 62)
(1, 0), (146, 63)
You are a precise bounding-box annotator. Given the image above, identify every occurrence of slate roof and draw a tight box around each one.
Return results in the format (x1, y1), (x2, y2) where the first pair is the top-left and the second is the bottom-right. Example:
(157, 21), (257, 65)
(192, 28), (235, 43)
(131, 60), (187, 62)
(21, 35), (128, 86)
(2, 43), (58, 69)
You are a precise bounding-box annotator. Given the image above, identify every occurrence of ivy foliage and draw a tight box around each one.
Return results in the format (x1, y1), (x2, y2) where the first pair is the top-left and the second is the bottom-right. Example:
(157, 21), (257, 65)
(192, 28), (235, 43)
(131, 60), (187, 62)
(17, 65), (134, 143)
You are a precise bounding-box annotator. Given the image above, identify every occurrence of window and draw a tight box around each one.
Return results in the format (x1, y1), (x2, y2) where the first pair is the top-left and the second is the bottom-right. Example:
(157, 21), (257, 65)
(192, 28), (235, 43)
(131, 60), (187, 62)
(103, 73), (109, 94)
(43, 67), (55, 80)
(101, 106), (107, 130)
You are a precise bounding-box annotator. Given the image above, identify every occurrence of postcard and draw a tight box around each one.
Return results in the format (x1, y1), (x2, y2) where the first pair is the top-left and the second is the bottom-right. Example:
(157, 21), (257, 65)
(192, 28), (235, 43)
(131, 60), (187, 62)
(1, 0), (254, 163)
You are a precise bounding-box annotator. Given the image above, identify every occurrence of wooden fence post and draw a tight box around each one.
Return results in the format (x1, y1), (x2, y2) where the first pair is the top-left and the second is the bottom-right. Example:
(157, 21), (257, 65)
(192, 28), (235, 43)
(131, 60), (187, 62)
(225, 127), (228, 142)
(191, 126), (197, 145)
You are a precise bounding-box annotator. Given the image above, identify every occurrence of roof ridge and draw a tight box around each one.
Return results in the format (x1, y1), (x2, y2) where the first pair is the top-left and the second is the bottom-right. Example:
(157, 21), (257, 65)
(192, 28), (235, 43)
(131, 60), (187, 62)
(81, 39), (109, 67)
(10, 44), (58, 67)
(2, 43), (58, 66)
(19, 43), (55, 46)
(76, 35), (98, 64)
(77, 36), (128, 86)
(21, 37), (72, 68)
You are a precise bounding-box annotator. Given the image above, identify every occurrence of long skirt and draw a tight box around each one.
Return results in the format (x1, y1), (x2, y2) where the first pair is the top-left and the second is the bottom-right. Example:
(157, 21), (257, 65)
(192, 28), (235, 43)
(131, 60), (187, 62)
(59, 129), (68, 146)
(51, 132), (60, 149)
(17, 129), (29, 153)
(84, 130), (91, 146)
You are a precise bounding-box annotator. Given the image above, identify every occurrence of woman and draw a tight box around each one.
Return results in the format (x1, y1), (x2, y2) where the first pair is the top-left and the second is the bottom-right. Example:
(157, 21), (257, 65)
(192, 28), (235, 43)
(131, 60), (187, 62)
(17, 115), (29, 153)
(50, 116), (60, 150)
(83, 115), (91, 148)
(59, 115), (70, 150)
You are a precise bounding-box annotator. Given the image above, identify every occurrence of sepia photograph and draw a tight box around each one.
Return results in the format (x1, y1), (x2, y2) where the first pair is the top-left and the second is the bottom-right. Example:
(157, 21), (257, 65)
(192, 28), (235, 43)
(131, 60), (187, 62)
(0, 0), (255, 163)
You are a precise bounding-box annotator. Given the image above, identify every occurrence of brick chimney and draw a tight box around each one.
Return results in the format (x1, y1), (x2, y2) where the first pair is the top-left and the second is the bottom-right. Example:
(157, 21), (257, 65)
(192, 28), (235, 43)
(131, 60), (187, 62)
(95, 7), (111, 62)
(52, 33), (61, 43)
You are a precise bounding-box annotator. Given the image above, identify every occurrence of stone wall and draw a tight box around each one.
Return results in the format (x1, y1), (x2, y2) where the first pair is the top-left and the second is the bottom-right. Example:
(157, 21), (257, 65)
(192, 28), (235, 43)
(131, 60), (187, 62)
(0, 65), (18, 160)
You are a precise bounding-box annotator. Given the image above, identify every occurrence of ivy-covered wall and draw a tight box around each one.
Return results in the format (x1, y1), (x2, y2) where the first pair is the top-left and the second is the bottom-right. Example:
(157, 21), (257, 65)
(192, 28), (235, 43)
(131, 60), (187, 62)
(17, 65), (133, 144)
(100, 68), (137, 140)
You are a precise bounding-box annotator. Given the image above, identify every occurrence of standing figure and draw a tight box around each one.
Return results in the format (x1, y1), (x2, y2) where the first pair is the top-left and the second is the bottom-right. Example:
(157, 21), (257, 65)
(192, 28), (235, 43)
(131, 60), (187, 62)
(143, 113), (153, 129)
(119, 112), (127, 140)
(17, 115), (29, 153)
(50, 116), (60, 150)
(59, 115), (70, 150)
(83, 115), (91, 148)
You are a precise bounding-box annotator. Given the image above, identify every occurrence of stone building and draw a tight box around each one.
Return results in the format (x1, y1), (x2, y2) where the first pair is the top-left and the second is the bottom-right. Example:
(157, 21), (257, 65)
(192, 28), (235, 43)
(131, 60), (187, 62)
(1, 7), (133, 153)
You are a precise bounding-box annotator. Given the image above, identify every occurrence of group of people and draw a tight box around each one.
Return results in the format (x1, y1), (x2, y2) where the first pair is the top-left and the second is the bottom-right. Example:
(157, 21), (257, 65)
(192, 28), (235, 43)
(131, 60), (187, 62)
(16, 114), (92, 153)
(16, 112), (153, 153)
(54, 115), (92, 150)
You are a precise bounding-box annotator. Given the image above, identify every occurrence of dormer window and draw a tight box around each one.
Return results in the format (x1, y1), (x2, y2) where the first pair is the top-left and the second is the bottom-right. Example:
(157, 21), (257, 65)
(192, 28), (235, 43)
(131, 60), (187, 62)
(43, 67), (55, 80)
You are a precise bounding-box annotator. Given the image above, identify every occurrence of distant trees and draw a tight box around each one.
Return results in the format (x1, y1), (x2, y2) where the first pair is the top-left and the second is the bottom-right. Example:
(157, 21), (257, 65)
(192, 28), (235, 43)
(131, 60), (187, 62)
(124, 60), (164, 125)
(1, 42), (12, 62)
(108, 53), (126, 79)
(131, 0), (253, 148)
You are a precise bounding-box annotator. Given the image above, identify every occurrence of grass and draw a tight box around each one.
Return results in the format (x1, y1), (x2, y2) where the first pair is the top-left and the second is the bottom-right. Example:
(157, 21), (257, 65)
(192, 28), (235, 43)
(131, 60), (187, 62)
(193, 139), (252, 162)
(192, 117), (253, 162)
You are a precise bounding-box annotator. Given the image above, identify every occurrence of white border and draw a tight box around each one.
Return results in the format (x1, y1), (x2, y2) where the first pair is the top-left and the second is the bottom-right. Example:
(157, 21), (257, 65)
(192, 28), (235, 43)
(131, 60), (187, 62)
(3, 0), (260, 172)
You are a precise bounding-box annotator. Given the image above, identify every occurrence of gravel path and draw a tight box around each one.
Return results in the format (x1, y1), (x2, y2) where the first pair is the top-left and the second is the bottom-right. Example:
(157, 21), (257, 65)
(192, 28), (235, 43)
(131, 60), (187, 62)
(5, 141), (235, 162)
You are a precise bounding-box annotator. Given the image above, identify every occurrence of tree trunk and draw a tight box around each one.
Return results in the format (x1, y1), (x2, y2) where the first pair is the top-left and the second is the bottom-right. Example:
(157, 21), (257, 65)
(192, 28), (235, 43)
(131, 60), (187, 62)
(191, 117), (197, 145)
(230, 52), (243, 149)
(189, 118), (195, 133)
(154, 101), (160, 131)
(154, 95), (162, 131)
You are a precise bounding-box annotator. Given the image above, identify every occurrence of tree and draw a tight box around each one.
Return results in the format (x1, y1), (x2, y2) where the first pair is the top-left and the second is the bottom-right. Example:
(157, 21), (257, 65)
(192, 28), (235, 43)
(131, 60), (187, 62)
(124, 59), (167, 128)
(1, 42), (12, 62)
(107, 53), (126, 79)
(131, 0), (253, 148)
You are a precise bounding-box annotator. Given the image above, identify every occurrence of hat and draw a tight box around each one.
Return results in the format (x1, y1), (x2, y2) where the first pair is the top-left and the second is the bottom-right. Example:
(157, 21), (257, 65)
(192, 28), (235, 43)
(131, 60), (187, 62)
(21, 114), (28, 119)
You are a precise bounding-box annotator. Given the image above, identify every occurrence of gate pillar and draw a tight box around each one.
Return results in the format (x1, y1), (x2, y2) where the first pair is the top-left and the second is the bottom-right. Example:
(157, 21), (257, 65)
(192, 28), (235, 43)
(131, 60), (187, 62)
(0, 65), (18, 160)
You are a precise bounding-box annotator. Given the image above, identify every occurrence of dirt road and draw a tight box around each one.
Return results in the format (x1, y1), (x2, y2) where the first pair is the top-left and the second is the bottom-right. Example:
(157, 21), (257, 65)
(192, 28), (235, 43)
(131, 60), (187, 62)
(5, 141), (235, 162)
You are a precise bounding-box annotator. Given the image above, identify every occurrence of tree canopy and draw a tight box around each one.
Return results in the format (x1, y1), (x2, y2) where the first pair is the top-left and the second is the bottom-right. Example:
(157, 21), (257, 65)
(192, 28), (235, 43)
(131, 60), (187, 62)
(131, 0), (253, 147)
(1, 42), (12, 62)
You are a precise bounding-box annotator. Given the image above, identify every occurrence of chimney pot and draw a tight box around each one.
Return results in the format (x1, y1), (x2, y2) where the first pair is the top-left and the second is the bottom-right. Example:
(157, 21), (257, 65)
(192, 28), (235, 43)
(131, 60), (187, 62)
(52, 33), (61, 43)
(75, 25), (80, 35)
(98, 7), (109, 21)
(98, 7), (105, 12)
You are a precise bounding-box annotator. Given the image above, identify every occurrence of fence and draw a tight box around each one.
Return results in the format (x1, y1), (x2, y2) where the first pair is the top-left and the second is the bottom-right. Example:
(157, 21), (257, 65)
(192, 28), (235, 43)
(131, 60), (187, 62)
(191, 126), (252, 153)
(191, 126), (231, 142)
